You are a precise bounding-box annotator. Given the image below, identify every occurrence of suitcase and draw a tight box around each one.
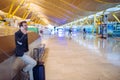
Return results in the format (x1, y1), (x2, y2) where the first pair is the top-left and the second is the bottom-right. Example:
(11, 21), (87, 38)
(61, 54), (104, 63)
(33, 44), (46, 80)
(33, 63), (45, 80)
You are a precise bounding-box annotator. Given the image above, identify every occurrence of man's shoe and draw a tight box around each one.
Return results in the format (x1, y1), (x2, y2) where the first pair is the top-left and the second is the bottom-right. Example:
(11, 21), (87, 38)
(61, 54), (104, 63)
(21, 70), (30, 80)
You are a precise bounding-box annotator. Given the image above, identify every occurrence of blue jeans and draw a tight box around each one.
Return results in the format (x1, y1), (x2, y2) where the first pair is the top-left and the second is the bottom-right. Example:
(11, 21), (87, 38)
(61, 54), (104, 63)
(19, 52), (37, 80)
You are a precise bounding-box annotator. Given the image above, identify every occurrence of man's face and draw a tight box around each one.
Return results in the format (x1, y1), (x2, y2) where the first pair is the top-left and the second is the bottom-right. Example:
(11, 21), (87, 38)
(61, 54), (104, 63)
(22, 23), (28, 31)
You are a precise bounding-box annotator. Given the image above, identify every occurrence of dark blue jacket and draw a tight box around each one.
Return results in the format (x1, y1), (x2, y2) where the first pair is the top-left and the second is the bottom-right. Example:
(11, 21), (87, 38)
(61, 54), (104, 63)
(15, 30), (29, 57)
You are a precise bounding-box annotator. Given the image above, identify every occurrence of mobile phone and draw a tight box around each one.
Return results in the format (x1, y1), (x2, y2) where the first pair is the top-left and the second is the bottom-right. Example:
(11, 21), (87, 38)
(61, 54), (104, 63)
(20, 26), (25, 30)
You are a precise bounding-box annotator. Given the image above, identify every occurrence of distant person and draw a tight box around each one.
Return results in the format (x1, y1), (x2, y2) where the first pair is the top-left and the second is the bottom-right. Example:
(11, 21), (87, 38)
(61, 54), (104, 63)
(40, 30), (43, 34)
(83, 28), (86, 40)
(69, 28), (72, 35)
(39, 29), (43, 37)
(83, 28), (86, 34)
(15, 21), (36, 80)
(68, 28), (72, 39)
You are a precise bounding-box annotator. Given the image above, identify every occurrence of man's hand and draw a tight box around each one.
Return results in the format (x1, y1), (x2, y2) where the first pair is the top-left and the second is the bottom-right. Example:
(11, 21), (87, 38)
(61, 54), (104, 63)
(22, 30), (27, 34)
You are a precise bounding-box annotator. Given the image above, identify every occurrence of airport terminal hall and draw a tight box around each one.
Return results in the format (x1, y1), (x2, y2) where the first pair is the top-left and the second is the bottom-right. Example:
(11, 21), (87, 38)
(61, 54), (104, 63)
(0, 0), (120, 80)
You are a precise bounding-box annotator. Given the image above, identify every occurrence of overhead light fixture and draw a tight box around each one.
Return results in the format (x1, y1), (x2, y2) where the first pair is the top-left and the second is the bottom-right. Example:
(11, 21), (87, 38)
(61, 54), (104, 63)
(106, 7), (120, 12)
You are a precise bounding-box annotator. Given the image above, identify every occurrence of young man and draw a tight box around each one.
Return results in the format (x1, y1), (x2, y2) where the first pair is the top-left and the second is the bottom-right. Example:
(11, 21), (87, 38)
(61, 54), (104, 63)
(15, 21), (36, 80)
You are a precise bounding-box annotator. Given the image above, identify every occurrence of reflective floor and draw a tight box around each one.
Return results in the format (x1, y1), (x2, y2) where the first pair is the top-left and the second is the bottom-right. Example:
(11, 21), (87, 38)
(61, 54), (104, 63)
(0, 32), (119, 80)
(44, 33), (120, 80)
(72, 33), (120, 66)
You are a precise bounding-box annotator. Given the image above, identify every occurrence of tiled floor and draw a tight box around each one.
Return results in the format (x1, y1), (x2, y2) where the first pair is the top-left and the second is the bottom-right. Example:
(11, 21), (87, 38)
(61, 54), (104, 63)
(44, 35), (120, 80)
(0, 34), (120, 80)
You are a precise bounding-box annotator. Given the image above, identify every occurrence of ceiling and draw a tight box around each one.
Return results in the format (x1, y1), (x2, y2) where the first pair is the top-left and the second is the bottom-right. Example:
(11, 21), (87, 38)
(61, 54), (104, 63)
(0, 0), (120, 26)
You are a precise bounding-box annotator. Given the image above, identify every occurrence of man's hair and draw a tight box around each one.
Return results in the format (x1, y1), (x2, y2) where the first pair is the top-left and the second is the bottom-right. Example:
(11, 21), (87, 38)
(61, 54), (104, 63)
(19, 21), (27, 28)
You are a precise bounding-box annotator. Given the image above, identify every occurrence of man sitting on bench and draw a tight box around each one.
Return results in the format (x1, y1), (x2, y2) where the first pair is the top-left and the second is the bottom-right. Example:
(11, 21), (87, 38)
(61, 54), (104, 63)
(15, 21), (37, 80)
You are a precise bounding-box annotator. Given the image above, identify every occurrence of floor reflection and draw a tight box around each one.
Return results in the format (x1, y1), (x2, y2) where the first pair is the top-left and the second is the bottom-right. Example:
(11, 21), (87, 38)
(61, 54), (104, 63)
(71, 33), (120, 66)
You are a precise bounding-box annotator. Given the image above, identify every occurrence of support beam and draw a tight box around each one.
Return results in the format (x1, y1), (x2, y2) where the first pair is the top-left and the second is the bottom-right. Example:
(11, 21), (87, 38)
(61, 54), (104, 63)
(85, 17), (91, 25)
(35, 18), (39, 23)
(22, 10), (28, 19)
(7, 0), (16, 18)
(92, 14), (97, 34)
(30, 15), (35, 20)
(29, 14), (33, 20)
(0, 16), (2, 20)
(38, 20), (42, 24)
(11, 0), (25, 17)
(112, 13), (120, 23)
(22, 3), (31, 19)
(37, 19), (41, 23)
(24, 11), (31, 19)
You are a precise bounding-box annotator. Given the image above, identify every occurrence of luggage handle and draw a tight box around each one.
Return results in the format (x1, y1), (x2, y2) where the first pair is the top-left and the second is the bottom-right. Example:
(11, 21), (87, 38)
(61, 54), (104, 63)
(33, 44), (45, 63)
